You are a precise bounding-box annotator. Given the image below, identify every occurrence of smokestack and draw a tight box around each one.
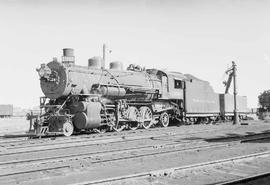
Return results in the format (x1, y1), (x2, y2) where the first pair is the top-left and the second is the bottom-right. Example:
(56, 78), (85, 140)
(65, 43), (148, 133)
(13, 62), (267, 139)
(62, 48), (75, 64)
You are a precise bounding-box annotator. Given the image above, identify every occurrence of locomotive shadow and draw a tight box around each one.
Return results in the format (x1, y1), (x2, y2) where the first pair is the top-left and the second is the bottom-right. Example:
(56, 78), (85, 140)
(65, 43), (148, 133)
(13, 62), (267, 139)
(182, 130), (270, 144)
(204, 130), (270, 143)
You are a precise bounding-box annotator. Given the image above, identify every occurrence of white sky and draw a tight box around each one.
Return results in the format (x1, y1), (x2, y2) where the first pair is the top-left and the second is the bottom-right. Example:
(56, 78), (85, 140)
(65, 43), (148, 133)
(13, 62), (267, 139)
(0, 0), (269, 108)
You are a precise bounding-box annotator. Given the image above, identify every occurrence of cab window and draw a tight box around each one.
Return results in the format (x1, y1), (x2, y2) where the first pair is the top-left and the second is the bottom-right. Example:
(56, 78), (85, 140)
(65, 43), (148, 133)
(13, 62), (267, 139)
(174, 79), (183, 89)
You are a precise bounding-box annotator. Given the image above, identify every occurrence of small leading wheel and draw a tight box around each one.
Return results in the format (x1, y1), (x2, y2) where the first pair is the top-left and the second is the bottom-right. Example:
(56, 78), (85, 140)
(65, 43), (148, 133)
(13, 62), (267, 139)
(96, 125), (108, 134)
(63, 121), (74, 137)
(113, 122), (125, 132)
(140, 106), (153, 129)
(159, 112), (170, 127)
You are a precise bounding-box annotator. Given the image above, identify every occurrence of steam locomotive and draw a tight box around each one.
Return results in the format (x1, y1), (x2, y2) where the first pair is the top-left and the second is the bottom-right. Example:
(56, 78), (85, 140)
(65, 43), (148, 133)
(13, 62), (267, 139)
(28, 48), (248, 136)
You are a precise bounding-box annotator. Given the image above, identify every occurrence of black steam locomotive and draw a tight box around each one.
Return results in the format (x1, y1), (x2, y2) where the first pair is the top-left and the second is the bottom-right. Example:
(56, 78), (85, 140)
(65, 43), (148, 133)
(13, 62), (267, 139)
(28, 48), (248, 136)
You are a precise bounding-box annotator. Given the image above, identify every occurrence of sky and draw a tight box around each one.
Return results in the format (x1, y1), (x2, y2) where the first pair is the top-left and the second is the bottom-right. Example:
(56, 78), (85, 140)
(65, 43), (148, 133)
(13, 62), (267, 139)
(0, 0), (269, 108)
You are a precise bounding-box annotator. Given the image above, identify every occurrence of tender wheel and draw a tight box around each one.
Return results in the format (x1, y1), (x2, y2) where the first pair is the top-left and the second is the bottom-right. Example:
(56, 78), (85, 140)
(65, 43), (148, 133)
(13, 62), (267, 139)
(127, 106), (140, 130)
(63, 121), (74, 137)
(140, 107), (153, 129)
(159, 112), (169, 127)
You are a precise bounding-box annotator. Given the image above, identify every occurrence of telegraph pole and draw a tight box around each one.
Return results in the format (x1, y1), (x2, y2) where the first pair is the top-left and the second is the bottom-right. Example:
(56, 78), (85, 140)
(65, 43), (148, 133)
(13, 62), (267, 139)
(102, 44), (106, 62)
(232, 61), (239, 125)
(102, 44), (106, 69)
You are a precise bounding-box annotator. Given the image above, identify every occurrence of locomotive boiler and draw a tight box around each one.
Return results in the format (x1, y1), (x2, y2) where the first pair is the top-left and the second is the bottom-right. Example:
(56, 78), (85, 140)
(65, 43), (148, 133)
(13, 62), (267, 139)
(28, 48), (248, 137)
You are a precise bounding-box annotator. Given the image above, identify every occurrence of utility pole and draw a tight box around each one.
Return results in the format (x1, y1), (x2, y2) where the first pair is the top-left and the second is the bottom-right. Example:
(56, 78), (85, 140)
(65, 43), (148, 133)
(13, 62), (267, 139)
(232, 61), (239, 125)
(102, 44), (106, 69)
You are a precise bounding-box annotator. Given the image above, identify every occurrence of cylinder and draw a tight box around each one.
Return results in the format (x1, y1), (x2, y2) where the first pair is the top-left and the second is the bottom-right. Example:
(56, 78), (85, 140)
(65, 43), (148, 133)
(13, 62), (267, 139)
(88, 56), (103, 69)
(63, 48), (74, 57)
(73, 102), (102, 129)
(109, 61), (123, 70)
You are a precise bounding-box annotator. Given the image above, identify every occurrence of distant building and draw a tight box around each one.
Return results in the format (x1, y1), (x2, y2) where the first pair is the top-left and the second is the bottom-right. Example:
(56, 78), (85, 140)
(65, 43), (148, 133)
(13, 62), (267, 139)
(0, 104), (13, 118)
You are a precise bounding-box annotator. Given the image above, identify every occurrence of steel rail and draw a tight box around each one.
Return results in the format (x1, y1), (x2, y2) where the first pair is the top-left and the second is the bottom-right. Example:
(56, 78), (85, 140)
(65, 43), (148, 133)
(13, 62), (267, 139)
(0, 128), (220, 155)
(0, 144), (234, 181)
(0, 124), (207, 146)
(0, 119), (257, 143)
(6, 131), (266, 167)
(0, 121), (266, 148)
(71, 151), (270, 185)
(0, 143), (233, 180)
(0, 126), (191, 146)
(2, 122), (265, 150)
(0, 124), (184, 142)
(0, 142), (226, 167)
(1, 128), (269, 161)
(91, 143), (231, 164)
(0, 165), (70, 178)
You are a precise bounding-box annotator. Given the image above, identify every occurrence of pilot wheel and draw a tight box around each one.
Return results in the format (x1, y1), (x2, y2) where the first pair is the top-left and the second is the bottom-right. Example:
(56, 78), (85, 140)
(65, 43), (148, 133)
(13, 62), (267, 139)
(159, 112), (169, 127)
(63, 121), (74, 137)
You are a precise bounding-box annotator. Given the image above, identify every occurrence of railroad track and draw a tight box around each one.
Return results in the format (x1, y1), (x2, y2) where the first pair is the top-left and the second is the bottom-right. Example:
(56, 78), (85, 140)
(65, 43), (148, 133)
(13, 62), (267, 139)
(1, 128), (269, 169)
(1, 121), (268, 151)
(0, 125), (195, 145)
(0, 128), (269, 169)
(0, 121), (266, 147)
(0, 125), (231, 152)
(0, 128), (234, 168)
(0, 130), (208, 155)
(0, 127), (269, 184)
(0, 140), (237, 185)
(0, 121), (214, 140)
(0, 123), (195, 141)
(2, 128), (269, 157)
(1, 132), (270, 184)
(71, 151), (270, 185)
(0, 140), (208, 166)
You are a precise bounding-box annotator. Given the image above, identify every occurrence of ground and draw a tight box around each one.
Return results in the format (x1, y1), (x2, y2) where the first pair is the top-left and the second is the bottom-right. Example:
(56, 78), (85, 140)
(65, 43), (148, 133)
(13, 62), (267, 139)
(0, 117), (28, 135)
(0, 117), (270, 185)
